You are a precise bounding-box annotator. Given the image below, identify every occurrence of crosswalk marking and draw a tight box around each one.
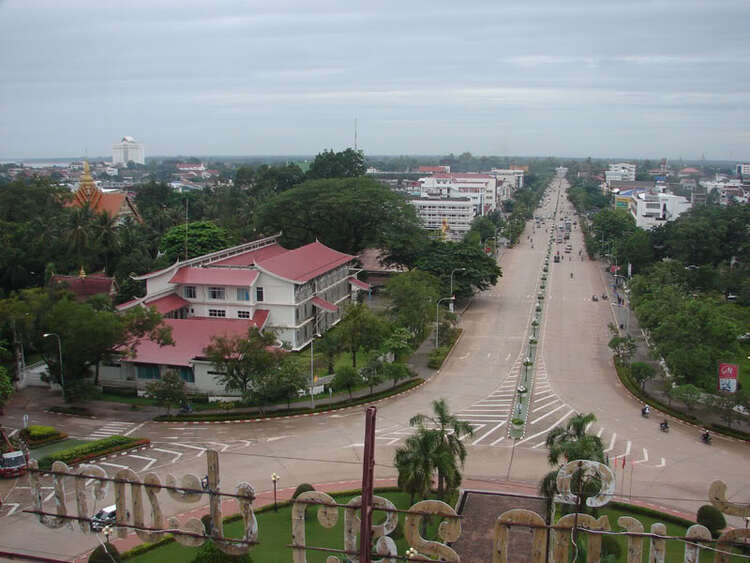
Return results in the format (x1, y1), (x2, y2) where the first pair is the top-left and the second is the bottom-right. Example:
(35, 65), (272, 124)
(471, 422), (508, 445)
(604, 433), (617, 452)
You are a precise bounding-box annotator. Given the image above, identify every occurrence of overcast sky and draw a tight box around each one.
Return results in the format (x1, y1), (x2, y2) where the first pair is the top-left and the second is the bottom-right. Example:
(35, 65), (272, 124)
(1, 0), (748, 160)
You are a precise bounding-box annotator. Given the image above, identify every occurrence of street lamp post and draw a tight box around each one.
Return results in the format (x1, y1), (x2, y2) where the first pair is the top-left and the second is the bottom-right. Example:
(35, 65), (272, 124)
(435, 296), (455, 348)
(43, 333), (64, 399)
(449, 268), (465, 312)
(271, 473), (280, 511)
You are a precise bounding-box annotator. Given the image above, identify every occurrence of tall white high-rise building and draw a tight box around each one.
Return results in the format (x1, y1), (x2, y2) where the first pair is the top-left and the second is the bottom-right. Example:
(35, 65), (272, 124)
(112, 136), (145, 165)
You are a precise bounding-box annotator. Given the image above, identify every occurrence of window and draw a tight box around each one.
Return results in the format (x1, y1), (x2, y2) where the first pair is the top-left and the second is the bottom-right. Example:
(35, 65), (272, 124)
(208, 309), (226, 317)
(237, 310), (250, 319)
(179, 367), (194, 383)
(256, 287), (264, 302)
(208, 287), (225, 300)
(137, 365), (160, 380)
(237, 287), (250, 301)
(183, 286), (196, 299)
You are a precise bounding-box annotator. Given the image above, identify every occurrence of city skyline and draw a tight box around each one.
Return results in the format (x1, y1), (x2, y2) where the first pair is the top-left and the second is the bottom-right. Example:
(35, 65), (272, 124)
(1, 0), (749, 161)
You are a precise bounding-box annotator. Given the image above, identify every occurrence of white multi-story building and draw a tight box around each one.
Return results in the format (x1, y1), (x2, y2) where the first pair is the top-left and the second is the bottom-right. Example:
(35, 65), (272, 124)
(490, 169), (524, 202)
(101, 235), (370, 395)
(605, 162), (636, 183)
(418, 173), (496, 214)
(112, 136), (145, 165)
(737, 163), (750, 179)
(410, 197), (474, 241)
(628, 191), (692, 230)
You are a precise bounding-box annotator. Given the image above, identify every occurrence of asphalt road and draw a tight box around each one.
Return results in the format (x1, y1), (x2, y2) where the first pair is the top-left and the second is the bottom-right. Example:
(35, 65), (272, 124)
(1, 177), (748, 560)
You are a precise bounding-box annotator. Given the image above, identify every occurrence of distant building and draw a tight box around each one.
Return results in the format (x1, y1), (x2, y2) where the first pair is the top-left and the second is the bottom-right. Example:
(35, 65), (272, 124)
(628, 191), (691, 230)
(490, 169), (524, 202)
(176, 162), (206, 172)
(410, 197), (474, 241)
(737, 163), (750, 179)
(418, 173), (497, 214)
(605, 162), (636, 184)
(69, 161), (141, 224)
(50, 269), (117, 302)
(417, 165), (451, 174)
(112, 136), (145, 166)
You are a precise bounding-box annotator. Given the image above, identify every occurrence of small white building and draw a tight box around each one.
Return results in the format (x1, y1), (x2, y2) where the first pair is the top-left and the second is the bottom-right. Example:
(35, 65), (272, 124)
(628, 191), (692, 230)
(102, 235), (370, 396)
(112, 136), (145, 166)
(410, 197), (474, 241)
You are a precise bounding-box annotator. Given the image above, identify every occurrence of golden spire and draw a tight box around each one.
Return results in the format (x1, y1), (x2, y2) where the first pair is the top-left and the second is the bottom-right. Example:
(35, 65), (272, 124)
(75, 160), (101, 204)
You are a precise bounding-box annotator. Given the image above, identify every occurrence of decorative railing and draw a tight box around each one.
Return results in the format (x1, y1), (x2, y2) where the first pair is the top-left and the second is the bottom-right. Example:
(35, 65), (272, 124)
(27, 454), (750, 561)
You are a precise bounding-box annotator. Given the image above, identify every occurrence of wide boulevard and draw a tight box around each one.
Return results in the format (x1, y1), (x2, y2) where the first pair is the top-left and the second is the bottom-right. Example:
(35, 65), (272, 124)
(1, 177), (748, 560)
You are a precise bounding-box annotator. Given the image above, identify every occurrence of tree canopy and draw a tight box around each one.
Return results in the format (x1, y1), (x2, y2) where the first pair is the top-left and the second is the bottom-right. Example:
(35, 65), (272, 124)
(306, 148), (365, 179)
(414, 240), (502, 298)
(255, 177), (422, 255)
(160, 220), (232, 263)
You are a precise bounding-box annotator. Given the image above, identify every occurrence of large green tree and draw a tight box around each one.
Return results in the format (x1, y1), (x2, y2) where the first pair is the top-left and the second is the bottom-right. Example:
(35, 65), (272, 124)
(336, 303), (387, 368)
(384, 270), (440, 344)
(255, 177), (422, 255)
(160, 220), (232, 263)
(306, 148), (365, 179)
(414, 240), (502, 298)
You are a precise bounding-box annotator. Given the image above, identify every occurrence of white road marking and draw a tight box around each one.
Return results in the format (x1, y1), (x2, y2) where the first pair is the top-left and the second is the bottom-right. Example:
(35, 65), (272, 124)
(168, 443), (206, 456)
(490, 436), (506, 446)
(534, 393), (555, 402)
(386, 438), (400, 446)
(596, 428), (604, 438)
(532, 400), (560, 413)
(505, 353), (511, 361)
(625, 441), (631, 457)
(604, 433), (617, 453)
(530, 404), (566, 424)
(5, 503), (20, 516)
(205, 441), (230, 452)
(8, 429), (18, 438)
(267, 436), (292, 443)
(471, 421), (507, 445)
(127, 454), (157, 472)
(123, 422), (145, 436)
(516, 409), (575, 446)
(153, 448), (183, 463)
(584, 422), (592, 433)
(656, 457), (666, 468)
(173, 427), (209, 430)
(43, 492), (55, 503)
(101, 461), (129, 470)
(633, 448), (648, 464)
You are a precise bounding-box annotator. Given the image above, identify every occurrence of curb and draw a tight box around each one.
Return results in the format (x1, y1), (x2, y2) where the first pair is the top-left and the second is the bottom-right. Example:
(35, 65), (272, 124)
(43, 410), (97, 420)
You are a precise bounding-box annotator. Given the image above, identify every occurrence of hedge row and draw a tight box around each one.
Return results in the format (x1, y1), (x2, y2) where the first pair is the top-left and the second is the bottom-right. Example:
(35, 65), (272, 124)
(613, 359), (750, 442)
(21, 425), (68, 448)
(48, 405), (93, 417)
(607, 501), (696, 529)
(37, 436), (150, 469)
(153, 379), (423, 422)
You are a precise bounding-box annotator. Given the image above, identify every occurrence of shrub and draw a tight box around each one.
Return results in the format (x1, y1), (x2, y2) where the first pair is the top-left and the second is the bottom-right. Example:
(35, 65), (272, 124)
(696, 504), (726, 538)
(37, 436), (149, 469)
(292, 483), (315, 499)
(190, 540), (253, 562)
(21, 425), (68, 447)
(89, 542), (121, 563)
(48, 405), (92, 417)
(428, 347), (449, 369)
(601, 535), (622, 560)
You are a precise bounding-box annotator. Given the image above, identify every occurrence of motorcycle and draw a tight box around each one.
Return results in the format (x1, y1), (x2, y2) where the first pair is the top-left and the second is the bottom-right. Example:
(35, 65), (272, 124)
(702, 432), (712, 445)
(641, 408), (650, 418)
(660, 421), (669, 433)
(601, 294), (608, 300)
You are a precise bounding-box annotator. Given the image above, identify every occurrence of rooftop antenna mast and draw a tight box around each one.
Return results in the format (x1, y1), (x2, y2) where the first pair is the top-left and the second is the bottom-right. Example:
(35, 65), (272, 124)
(354, 117), (358, 151)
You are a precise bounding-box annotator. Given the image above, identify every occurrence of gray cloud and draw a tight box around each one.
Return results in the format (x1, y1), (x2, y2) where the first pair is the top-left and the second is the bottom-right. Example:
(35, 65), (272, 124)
(1, 0), (748, 159)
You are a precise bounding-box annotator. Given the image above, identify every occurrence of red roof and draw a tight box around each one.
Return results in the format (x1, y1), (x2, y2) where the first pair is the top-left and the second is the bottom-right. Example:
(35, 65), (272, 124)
(50, 273), (115, 302)
(257, 241), (354, 283)
(348, 277), (370, 290)
(418, 165), (450, 173)
(311, 296), (338, 313)
(212, 243), (288, 266)
(169, 267), (259, 287)
(680, 167), (700, 174)
(124, 318), (256, 367)
(145, 294), (189, 314)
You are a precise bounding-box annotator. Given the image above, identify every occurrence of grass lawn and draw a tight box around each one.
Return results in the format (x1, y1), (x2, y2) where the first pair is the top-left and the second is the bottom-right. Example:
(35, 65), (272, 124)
(30, 438), (90, 459)
(124, 490), (444, 563)
(555, 504), (747, 562)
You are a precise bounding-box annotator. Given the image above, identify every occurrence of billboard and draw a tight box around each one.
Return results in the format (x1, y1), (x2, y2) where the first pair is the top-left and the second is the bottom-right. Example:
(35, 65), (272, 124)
(717, 363), (739, 393)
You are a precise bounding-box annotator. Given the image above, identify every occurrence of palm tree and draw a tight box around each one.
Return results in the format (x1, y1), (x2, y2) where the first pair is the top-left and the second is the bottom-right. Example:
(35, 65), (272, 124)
(539, 412), (604, 509)
(395, 429), (459, 505)
(409, 399), (474, 498)
(67, 204), (95, 267)
(93, 211), (119, 273)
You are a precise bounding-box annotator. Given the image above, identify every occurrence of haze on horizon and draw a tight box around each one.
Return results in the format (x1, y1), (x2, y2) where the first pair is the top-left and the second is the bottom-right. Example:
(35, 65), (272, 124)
(1, 0), (748, 162)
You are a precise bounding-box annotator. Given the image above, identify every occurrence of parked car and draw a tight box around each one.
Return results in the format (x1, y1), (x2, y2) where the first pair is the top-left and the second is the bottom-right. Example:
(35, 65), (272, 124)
(90, 505), (118, 531)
